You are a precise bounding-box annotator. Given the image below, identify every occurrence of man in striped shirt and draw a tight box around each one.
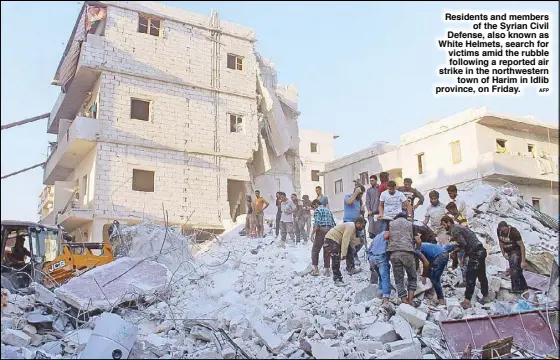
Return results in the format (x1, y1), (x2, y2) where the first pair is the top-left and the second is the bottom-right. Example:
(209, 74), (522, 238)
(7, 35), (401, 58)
(311, 200), (336, 276)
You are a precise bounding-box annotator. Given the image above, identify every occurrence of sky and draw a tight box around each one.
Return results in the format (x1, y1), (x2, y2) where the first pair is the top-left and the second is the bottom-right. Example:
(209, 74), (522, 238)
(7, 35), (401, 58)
(1, 1), (558, 221)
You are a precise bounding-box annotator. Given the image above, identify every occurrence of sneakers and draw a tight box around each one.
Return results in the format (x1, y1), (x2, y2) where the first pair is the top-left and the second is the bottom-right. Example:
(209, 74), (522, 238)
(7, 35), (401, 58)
(480, 296), (491, 304)
(323, 268), (331, 277)
(311, 269), (319, 276)
(348, 268), (362, 275)
(334, 279), (345, 287)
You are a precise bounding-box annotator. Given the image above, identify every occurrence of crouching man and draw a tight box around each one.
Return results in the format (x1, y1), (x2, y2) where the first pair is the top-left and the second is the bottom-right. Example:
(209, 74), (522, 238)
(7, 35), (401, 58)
(414, 236), (449, 306)
(367, 230), (391, 309)
(324, 218), (366, 287)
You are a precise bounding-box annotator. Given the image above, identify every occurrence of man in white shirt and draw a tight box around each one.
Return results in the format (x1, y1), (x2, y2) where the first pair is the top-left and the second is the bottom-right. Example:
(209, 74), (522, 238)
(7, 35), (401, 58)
(279, 192), (296, 248)
(447, 185), (466, 217)
(424, 190), (448, 245)
(378, 180), (412, 232)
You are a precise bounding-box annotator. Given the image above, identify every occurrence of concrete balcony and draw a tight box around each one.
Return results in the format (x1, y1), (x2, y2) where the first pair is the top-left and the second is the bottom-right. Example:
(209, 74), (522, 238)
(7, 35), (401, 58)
(57, 207), (94, 232)
(43, 116), (99, 185)
(479, 152), (559, 185)
(37, 185), (54, 214)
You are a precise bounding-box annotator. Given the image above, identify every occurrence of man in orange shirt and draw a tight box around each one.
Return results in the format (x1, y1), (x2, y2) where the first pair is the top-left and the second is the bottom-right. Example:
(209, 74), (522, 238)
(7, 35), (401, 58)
(252, 190), (270, 238)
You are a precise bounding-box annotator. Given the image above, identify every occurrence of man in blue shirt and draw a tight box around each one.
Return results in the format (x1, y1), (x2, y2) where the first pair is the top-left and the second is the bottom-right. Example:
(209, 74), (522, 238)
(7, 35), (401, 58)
(344, 185), (366, 266)
(367, 230), (391, 309)
(414, 237), (449, 306)
(311, 200), (336, 276)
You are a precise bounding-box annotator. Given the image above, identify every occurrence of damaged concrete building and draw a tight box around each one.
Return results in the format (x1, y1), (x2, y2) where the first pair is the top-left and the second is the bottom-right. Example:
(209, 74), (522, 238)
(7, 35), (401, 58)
(324, 107), (559, 219)
(38, 1), (303, 242)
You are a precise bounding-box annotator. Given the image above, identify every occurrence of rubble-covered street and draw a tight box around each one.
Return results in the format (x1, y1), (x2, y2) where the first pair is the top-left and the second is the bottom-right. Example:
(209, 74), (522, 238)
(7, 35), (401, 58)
(2, 183), (559, 359)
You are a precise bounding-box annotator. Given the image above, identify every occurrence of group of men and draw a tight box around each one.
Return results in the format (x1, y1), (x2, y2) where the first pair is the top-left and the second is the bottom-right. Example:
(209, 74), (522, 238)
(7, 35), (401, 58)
(239, 173), (530, 310)
(306, 172), (530, 310)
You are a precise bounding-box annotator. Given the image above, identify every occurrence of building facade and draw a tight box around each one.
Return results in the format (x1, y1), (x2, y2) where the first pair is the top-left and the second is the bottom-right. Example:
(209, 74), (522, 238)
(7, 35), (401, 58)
(298, 129), (337, 199)
(323, 108), (559, 219)
(37, 1), (301, 241)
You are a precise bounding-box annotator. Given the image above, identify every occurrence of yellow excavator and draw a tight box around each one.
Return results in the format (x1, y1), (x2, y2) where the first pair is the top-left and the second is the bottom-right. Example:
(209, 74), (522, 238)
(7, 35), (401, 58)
(1, 220), (114, 292)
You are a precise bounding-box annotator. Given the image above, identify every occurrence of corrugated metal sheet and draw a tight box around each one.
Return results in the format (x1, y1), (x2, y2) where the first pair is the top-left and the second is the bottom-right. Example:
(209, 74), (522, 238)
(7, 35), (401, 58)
(440, 310), (559, 358)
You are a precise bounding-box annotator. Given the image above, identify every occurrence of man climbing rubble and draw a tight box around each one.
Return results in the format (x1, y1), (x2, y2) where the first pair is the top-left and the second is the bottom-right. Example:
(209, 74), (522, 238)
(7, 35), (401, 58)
(497, 221), (528, 294)
(324, 218), (366, 286)
(366, 229), (392, 309)
(278, 192), (296, 248)
(414, 236), (449, 306)
(253, 190), (270, 238)
(441, 215), (491, 309)
(424, 190), (448, 245)
(310, 199), (336, 277)
(386, 213), (417, 305)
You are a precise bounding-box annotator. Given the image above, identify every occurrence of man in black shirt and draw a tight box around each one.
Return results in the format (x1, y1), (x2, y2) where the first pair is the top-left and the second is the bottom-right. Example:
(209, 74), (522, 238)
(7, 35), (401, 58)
(441, 215), (490, 309)
(497, 221), (528, 294)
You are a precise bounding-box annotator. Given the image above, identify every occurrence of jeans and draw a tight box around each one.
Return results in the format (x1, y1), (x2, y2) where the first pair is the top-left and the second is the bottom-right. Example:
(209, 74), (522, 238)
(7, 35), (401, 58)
(430, 253), (449, 299)
(325, 239), (356, 282)
(465, 247), (489, 300)
(507, 249), (528, 293)
(380, 219), (391, 233)
(369, 254), (391, 298)
(390, 251), (417, 298)
(312, 226), (332, 267)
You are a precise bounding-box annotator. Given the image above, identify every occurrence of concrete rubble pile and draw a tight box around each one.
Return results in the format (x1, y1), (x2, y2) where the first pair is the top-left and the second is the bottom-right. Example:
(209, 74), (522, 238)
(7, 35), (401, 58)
(2, 185), (558, 359)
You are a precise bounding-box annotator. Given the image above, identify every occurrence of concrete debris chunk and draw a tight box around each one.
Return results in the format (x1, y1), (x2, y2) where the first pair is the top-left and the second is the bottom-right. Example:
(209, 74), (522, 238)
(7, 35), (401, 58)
(421, 321), (442, 340)
(354, 339), (383, 353)
(29, 282), (56, 305)
(387, 338), (420, 352)
(2, 328), (31, 347)
(396, 303), (427, 329)
(389, 315), (414, 339)
(190, 325), (212, 342)
(378, 339), (422, 359)
(311, 340), (339, 359)
(364, 322), (398, 343)
(252, 320), (284, 354)
(54, 257), (171, 311)
(354, 285), (377, 304)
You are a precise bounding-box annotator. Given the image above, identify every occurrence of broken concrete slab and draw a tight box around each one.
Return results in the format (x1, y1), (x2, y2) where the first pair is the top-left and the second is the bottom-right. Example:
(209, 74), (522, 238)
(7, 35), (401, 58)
(387, 338), (420, 352)
(252, 320), (284, 354)
(29, 282), (56, 305)
(354, 339), (383, 353)
(2, 328), (31, 347)
(364, 322), (398, 343)
(355, 285), (377, 304)
(389, 315), (414, 340)
(414, 278), (433, 296)
(378, 343), (422, 360)
(190, 325), (212, 342)
(54, 257), (171, 311)
(311, 340), (339, 359)
(420, 321), (442, 340)
(396, 303), (427, 329)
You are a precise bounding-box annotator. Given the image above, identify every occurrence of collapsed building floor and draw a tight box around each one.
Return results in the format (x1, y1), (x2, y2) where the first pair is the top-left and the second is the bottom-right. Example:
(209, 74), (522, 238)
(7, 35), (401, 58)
(2, 183), (559, 359)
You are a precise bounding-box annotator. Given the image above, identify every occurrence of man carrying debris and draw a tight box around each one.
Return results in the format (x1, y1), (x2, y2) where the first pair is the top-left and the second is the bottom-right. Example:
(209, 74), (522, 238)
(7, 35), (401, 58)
(278, 192), (296, 248)
(315, 186), (329, 208)
(397, 178), (424, 219)
(367, 230), (392, 308)
(497, 221), (528, 294)
(301, 195), (313, 240)
(424, 190), (448, 245)
(441, 215), (491, 309)
(311, 199), (336, 276)
(379, 180), (412, 233)
(291, 193), (306, 243)
(386, 213), (417, 305)
(447, 185), (466, 217)
(414, 236), (449, 306)
(324, 218), (366, 286)
(253, 190), (270, 238)
(366, 175), (381, 239)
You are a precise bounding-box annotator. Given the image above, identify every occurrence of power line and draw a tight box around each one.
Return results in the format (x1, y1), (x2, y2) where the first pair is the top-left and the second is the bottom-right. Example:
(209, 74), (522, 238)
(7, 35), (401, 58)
(1, 162), (45, 180)
(1, 113), (50, 131)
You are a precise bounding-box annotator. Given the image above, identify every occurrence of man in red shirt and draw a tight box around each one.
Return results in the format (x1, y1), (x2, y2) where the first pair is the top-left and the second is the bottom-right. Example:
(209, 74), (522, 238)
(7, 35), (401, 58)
(377, 172), (389, 196)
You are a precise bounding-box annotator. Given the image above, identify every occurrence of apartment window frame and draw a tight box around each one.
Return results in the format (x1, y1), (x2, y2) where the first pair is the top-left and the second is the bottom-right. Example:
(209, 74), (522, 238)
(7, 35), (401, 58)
(227, 54), (244, 71)
(334, 179), (343, 194)
(359, 172), (369, 186)
(130, 98), (152, 122)
(311, 170), (320, 182)
(450, 140), (462, 165)
(132, 169), (155, 193)
(531, 197), (540, 211)
(138, 14), (162, 37)
(417, 153), (425, 175)
(310, 142), (319, 153)
(527, 143), (535, 157)
(228, 114), (244, 133)
(496, 138), (508, 153)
